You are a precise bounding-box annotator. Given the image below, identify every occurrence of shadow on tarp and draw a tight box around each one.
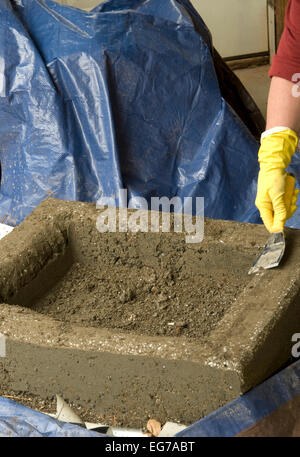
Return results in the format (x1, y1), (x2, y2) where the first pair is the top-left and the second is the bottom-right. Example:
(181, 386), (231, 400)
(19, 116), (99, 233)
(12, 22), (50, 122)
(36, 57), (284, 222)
(176, 359), (300, 437)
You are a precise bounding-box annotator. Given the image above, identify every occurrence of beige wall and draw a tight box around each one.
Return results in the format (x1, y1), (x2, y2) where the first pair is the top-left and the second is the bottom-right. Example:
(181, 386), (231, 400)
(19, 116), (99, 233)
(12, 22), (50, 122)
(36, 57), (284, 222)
(191, 0), (269, 59)
(54, 0), (103, 11)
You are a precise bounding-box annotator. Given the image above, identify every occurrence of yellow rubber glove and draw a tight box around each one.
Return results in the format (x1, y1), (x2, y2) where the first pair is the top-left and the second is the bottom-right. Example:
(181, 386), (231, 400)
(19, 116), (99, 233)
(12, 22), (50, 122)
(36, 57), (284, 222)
(255, 128), (299, 233)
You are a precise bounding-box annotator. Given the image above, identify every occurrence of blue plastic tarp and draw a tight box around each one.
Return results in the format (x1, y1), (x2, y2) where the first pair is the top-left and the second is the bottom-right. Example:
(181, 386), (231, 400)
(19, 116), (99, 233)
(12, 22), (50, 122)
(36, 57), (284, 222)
(0, 397), (104, 437)
(0, 0), (268, 226)
(2, 0), (300, 228)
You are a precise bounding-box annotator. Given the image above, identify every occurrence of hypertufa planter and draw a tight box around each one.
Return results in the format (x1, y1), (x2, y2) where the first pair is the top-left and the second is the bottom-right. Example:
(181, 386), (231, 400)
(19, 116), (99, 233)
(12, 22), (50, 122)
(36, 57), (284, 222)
(0, 199), (300, 427)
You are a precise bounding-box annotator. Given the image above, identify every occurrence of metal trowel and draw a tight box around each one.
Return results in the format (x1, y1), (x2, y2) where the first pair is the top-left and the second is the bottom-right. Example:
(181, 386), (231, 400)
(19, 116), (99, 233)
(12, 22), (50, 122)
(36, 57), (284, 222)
(248, 173), (296, 275)
(248, 231), (285, 274)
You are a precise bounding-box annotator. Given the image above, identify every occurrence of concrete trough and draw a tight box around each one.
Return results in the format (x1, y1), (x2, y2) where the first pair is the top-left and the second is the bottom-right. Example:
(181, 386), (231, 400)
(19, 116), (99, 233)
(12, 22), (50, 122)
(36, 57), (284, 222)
(0, 198), (300, 427)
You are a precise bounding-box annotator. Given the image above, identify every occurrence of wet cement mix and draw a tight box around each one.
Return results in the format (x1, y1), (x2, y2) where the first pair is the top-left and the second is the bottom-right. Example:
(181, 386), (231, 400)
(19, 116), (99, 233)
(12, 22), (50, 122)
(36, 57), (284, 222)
(26, 224), (256, 339)
(0, 202), (263, 428)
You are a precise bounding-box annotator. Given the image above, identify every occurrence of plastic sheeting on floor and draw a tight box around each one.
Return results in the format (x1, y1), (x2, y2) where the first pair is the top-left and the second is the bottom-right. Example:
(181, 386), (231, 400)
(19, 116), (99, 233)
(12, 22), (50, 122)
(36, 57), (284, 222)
(0, 0), (265, 226)
(176, 359), (300, 437)
(0, 397), (104, 437)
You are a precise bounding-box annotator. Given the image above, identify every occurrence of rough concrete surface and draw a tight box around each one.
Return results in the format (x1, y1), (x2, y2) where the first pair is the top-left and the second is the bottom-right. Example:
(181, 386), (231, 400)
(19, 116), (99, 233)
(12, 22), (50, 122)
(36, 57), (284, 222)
(0, 199), (300, 427)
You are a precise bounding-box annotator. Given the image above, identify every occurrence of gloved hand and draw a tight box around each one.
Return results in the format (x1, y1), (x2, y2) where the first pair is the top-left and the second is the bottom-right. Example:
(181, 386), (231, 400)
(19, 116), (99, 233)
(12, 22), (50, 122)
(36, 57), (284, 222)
(255, 128), (299, 233)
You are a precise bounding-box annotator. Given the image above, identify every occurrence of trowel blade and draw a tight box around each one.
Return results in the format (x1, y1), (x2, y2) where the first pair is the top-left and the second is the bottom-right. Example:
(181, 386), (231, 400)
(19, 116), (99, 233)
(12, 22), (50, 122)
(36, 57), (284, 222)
(248, 231), (285, 275)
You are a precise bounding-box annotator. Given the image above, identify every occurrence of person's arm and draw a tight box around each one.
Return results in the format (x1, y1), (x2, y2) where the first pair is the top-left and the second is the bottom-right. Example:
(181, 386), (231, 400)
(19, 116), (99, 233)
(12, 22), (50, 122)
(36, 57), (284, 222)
(266, 76), (300, 133)
(255, 0), (300, 232)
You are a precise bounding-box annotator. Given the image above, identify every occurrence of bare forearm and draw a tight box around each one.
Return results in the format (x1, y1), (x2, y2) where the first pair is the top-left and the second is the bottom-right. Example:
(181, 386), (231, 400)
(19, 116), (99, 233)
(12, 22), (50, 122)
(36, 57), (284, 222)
(266, 76), (300, 134)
